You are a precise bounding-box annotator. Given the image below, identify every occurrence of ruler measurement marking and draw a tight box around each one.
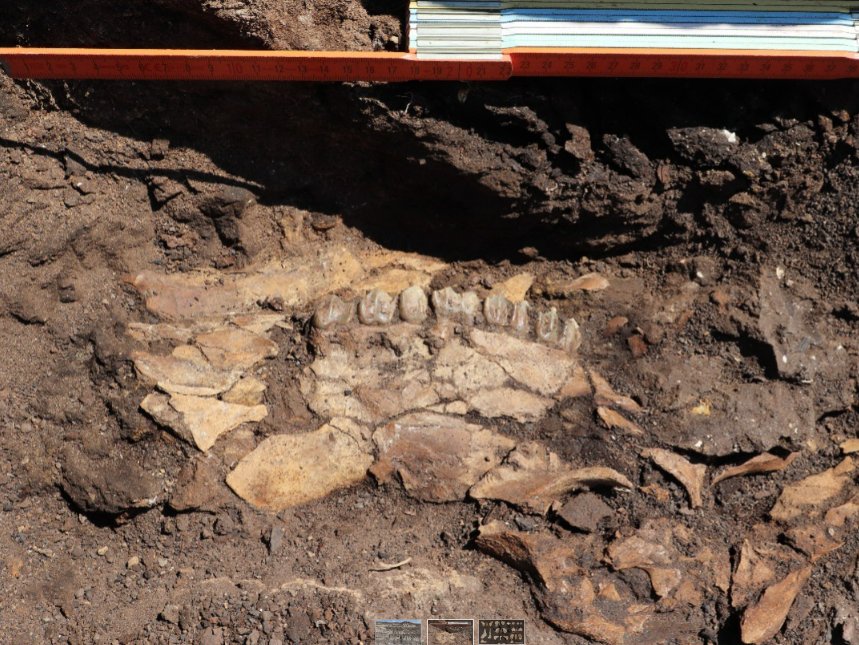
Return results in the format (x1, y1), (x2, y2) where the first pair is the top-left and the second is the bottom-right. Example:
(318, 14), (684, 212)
(0, 48), (857, 80)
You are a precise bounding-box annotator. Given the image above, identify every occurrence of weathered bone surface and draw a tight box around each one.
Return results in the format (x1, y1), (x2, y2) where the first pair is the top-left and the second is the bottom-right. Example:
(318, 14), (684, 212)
(126, 248), (646, 520)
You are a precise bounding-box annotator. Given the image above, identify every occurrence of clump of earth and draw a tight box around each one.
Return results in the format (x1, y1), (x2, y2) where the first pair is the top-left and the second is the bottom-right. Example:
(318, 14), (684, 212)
(1, 2), (858, 644)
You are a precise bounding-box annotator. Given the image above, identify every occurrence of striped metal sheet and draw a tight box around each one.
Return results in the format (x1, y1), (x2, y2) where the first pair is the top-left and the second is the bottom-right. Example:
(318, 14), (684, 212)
(408, 2), (859, 59)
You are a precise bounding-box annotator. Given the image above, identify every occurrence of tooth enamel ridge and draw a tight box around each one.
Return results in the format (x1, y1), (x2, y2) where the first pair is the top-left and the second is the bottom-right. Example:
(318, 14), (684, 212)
(358, 289), (396, 325)
(432, 287), (463, 319)
(536, 307), (560, 343)
(399, 286), (429, 323)
(510, 301), (531, 335)
(461, 291), (481, 325)
(484, 294), (511, 327)
(313, 288), (583, 354)
(560, 317), (582, 353)
(313, 294), (353, 329)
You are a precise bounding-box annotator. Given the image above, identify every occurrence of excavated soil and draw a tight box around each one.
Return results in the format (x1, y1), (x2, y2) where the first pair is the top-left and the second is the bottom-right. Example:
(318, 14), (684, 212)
(1, 2), (859, 645)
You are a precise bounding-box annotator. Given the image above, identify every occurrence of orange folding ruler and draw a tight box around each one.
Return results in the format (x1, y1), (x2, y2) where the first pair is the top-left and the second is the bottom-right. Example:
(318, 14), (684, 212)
(1, 47), (858, 81)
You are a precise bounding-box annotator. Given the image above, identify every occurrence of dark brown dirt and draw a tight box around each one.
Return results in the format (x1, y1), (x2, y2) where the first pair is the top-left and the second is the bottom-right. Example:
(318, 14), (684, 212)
(1, 2), (858, 644)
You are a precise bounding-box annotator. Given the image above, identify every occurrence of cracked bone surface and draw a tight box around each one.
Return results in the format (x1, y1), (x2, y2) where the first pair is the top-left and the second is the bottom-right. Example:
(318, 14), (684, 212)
(224, 284), (609, 511)
(129, 248), (645, 521)
(301, 318), (581, 425)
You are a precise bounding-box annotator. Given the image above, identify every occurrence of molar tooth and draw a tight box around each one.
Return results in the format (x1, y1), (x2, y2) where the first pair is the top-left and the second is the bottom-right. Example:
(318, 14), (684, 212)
(431, 287), (462, 319)
(536, 307), (560, 343)
(313, 294), (353, 329)
(358, 289), (396, 325)
(483, 294), (511, 327)
(560, 317), (582, 353)
(510, 301), (531, 335)
(461, 291), (481, 325)
(399, 286), (429, 323)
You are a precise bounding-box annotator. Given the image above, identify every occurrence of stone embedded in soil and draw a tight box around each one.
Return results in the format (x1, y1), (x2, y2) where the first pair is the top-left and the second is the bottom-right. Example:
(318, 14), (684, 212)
(60, 446), (161, 515)
(564, 123), (594, 161)
(641, 448), (706, 509)
(370, 412), (515, 502)
(758, 269), (822, 381)
(740, 566), (812, 644)
(557, 493), (613, 533)
(194, 327), (278, 370)
(712, 451), (798, 485)
(770, 457), (854, 522)
(132, 351), (240, 397)
(469, 441), (632, 514)
(226, 418), (372, 511)
(666, 126), (739, 167)
(668, 381), (812, 456)
(141, 392), (267, 452)
(639, 352), (820, 455)
(168, 456), (227, 512)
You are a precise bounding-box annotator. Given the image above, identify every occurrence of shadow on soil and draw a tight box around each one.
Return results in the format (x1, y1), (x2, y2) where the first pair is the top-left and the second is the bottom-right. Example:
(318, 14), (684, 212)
(3, 0), (859, 262)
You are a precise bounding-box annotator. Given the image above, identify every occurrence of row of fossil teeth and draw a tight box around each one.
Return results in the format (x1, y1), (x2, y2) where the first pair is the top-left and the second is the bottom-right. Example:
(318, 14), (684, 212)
(313, 286), (582, 352)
